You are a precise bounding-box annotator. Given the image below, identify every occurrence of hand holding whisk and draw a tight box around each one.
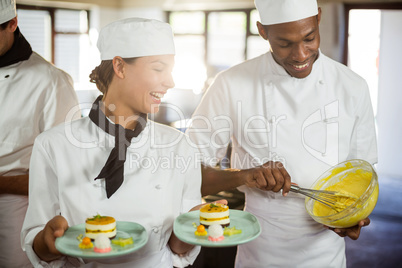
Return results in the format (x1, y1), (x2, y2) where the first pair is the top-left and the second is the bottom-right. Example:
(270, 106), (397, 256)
(290, 184), (358, 212)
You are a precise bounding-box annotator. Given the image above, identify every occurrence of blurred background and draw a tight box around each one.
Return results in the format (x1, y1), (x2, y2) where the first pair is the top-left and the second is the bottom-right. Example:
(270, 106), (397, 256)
(15, 0), (402, 267)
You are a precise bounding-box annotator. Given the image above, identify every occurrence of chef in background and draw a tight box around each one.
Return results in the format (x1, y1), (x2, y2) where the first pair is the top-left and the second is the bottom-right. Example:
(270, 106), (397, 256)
(0, 0), (80, 267)
(187, 0), (377, 267)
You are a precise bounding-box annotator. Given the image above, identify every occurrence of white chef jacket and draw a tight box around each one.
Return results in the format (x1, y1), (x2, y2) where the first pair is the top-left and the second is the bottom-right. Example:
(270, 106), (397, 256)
(187, 51), (378, 268)
(0, 52), (80, 268)
(21, 117), (202, 268)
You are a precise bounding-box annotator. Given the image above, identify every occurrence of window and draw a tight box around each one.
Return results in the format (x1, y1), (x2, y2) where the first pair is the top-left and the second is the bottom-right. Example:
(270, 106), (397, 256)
(207, 11), (247, 70)
(169, 11), (206, 94)
(247, 9), (268, 59)
(344, 3), (402, 116)
(17, 9), (51, 60)
(168, 9), (270, 94)
(347, 9), (381, 115)
(16, 5), (93, 91)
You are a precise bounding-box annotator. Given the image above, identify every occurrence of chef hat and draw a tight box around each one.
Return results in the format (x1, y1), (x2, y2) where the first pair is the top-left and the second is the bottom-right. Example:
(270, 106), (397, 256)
(97, 17), (175, 61)
(0, 0), (16, 24)
(255, 0), (318, 25)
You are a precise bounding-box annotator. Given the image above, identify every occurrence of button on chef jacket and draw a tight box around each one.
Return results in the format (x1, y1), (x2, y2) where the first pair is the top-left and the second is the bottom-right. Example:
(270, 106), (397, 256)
(21, 117), (202, 268)
(187, 51), (377, 268)
(0, 52), (80, 267)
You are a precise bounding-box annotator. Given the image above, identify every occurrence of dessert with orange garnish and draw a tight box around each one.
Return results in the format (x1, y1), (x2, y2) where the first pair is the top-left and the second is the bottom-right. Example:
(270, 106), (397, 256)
(85, 214), (116, 240)
(200, 203), (230, 227)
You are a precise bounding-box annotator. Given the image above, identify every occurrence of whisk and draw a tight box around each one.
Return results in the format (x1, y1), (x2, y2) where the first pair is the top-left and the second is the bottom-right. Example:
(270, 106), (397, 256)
(290, 184), (357, 212)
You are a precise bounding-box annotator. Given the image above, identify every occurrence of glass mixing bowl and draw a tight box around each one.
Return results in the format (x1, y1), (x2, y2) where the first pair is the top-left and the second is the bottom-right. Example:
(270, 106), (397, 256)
(305, 159), (379, 228)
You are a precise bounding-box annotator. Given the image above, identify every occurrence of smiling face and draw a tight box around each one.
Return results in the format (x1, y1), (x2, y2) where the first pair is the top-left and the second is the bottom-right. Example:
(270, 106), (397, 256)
(107, 54), (175, 118)
(122, 55), (175, 114)
(257, 8), (321, 79)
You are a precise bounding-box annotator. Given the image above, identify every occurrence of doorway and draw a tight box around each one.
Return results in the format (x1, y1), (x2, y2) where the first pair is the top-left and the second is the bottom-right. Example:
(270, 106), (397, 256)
(343, 4), (402, 267)
(344, 3), (402, 177)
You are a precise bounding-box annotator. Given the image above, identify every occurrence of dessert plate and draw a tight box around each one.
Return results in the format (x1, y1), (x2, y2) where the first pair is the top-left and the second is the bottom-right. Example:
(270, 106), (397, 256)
(174, 209), (261, 247)
(55, 221), (148, 259)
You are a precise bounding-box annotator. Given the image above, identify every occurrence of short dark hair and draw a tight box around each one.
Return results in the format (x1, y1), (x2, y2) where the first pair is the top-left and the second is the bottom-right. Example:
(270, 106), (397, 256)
(0, 20), (10, 30)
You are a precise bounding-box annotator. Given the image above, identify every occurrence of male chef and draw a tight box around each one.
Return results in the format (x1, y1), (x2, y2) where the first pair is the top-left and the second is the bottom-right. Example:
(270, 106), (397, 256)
(0, 1), (80, 266)
(187, 0), (377, 267)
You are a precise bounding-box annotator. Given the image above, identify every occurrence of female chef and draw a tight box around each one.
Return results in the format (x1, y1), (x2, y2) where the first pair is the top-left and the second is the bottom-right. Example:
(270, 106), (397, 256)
(21, 18), (203, 267)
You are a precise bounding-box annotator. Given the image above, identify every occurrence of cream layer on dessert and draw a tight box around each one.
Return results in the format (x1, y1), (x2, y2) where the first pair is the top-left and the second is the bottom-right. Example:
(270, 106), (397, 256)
(85, 222), (116, 239)
(200, 210), (230, 225)
(200, 210), (230, 226)
(199, 203), (230, 226)
(85, 216), (116, 240)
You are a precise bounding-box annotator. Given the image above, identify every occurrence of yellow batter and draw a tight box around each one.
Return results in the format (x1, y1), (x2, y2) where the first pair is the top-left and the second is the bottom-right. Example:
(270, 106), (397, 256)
(312, 162), (379, 228)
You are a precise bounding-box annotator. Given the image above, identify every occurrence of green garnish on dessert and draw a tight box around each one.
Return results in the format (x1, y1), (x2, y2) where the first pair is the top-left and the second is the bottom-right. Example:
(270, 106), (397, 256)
(87, 214), (105, 221)
(223, 226), (242, 236)
(111, 237), (134, 247)
(76, 234), (83, 242)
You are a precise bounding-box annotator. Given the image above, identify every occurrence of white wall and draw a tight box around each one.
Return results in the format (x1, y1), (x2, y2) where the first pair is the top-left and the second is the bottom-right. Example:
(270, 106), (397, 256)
(376, 10), (402, 178)
(90, 6), (166, 30)
(318, 3), (344, 62)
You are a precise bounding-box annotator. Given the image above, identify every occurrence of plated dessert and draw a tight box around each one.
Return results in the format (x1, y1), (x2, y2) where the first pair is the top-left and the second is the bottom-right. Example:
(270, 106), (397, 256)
(194, 204), (242, 242)
(199, 203), (230, 227)
(85, 215), (116, 240)
(56, 220), (147, 258)
(76, 216), (136, 254)
(173, 209), (260, 247)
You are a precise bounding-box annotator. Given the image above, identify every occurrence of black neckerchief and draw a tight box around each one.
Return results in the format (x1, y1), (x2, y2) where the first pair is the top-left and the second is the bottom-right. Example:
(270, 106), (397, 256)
(89, 95), (147, 198)
(0, 27), (32, 68)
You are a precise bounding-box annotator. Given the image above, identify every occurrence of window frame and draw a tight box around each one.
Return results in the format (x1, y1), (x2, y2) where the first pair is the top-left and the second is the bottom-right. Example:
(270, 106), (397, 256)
(342, 2), (402, 65)
(16, 4), (90, 64)
(167, 8), (259, 75)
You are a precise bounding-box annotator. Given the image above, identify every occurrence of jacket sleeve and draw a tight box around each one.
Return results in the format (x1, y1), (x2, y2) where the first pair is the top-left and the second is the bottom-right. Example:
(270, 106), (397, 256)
(39, 69), (81, 132)
(186, 73), (233, 166)
(20, 137), (73, 267)
(171, 144), (202, 268)
(347, 80), (378, 165)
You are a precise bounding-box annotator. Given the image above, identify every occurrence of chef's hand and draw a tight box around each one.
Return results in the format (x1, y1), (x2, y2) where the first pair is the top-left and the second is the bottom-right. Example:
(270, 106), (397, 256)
(243, 161), (291, 196)
(33, 215), (69, 261)
(324, 218), (370, 240)
(170, 200), (228, 256)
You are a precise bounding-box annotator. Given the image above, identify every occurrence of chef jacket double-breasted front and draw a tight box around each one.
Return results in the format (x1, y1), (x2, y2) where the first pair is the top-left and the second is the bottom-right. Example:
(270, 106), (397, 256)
(0, 52), (80, 267)
(21, 117), (202, 268)
(187, 51), (377, 267)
